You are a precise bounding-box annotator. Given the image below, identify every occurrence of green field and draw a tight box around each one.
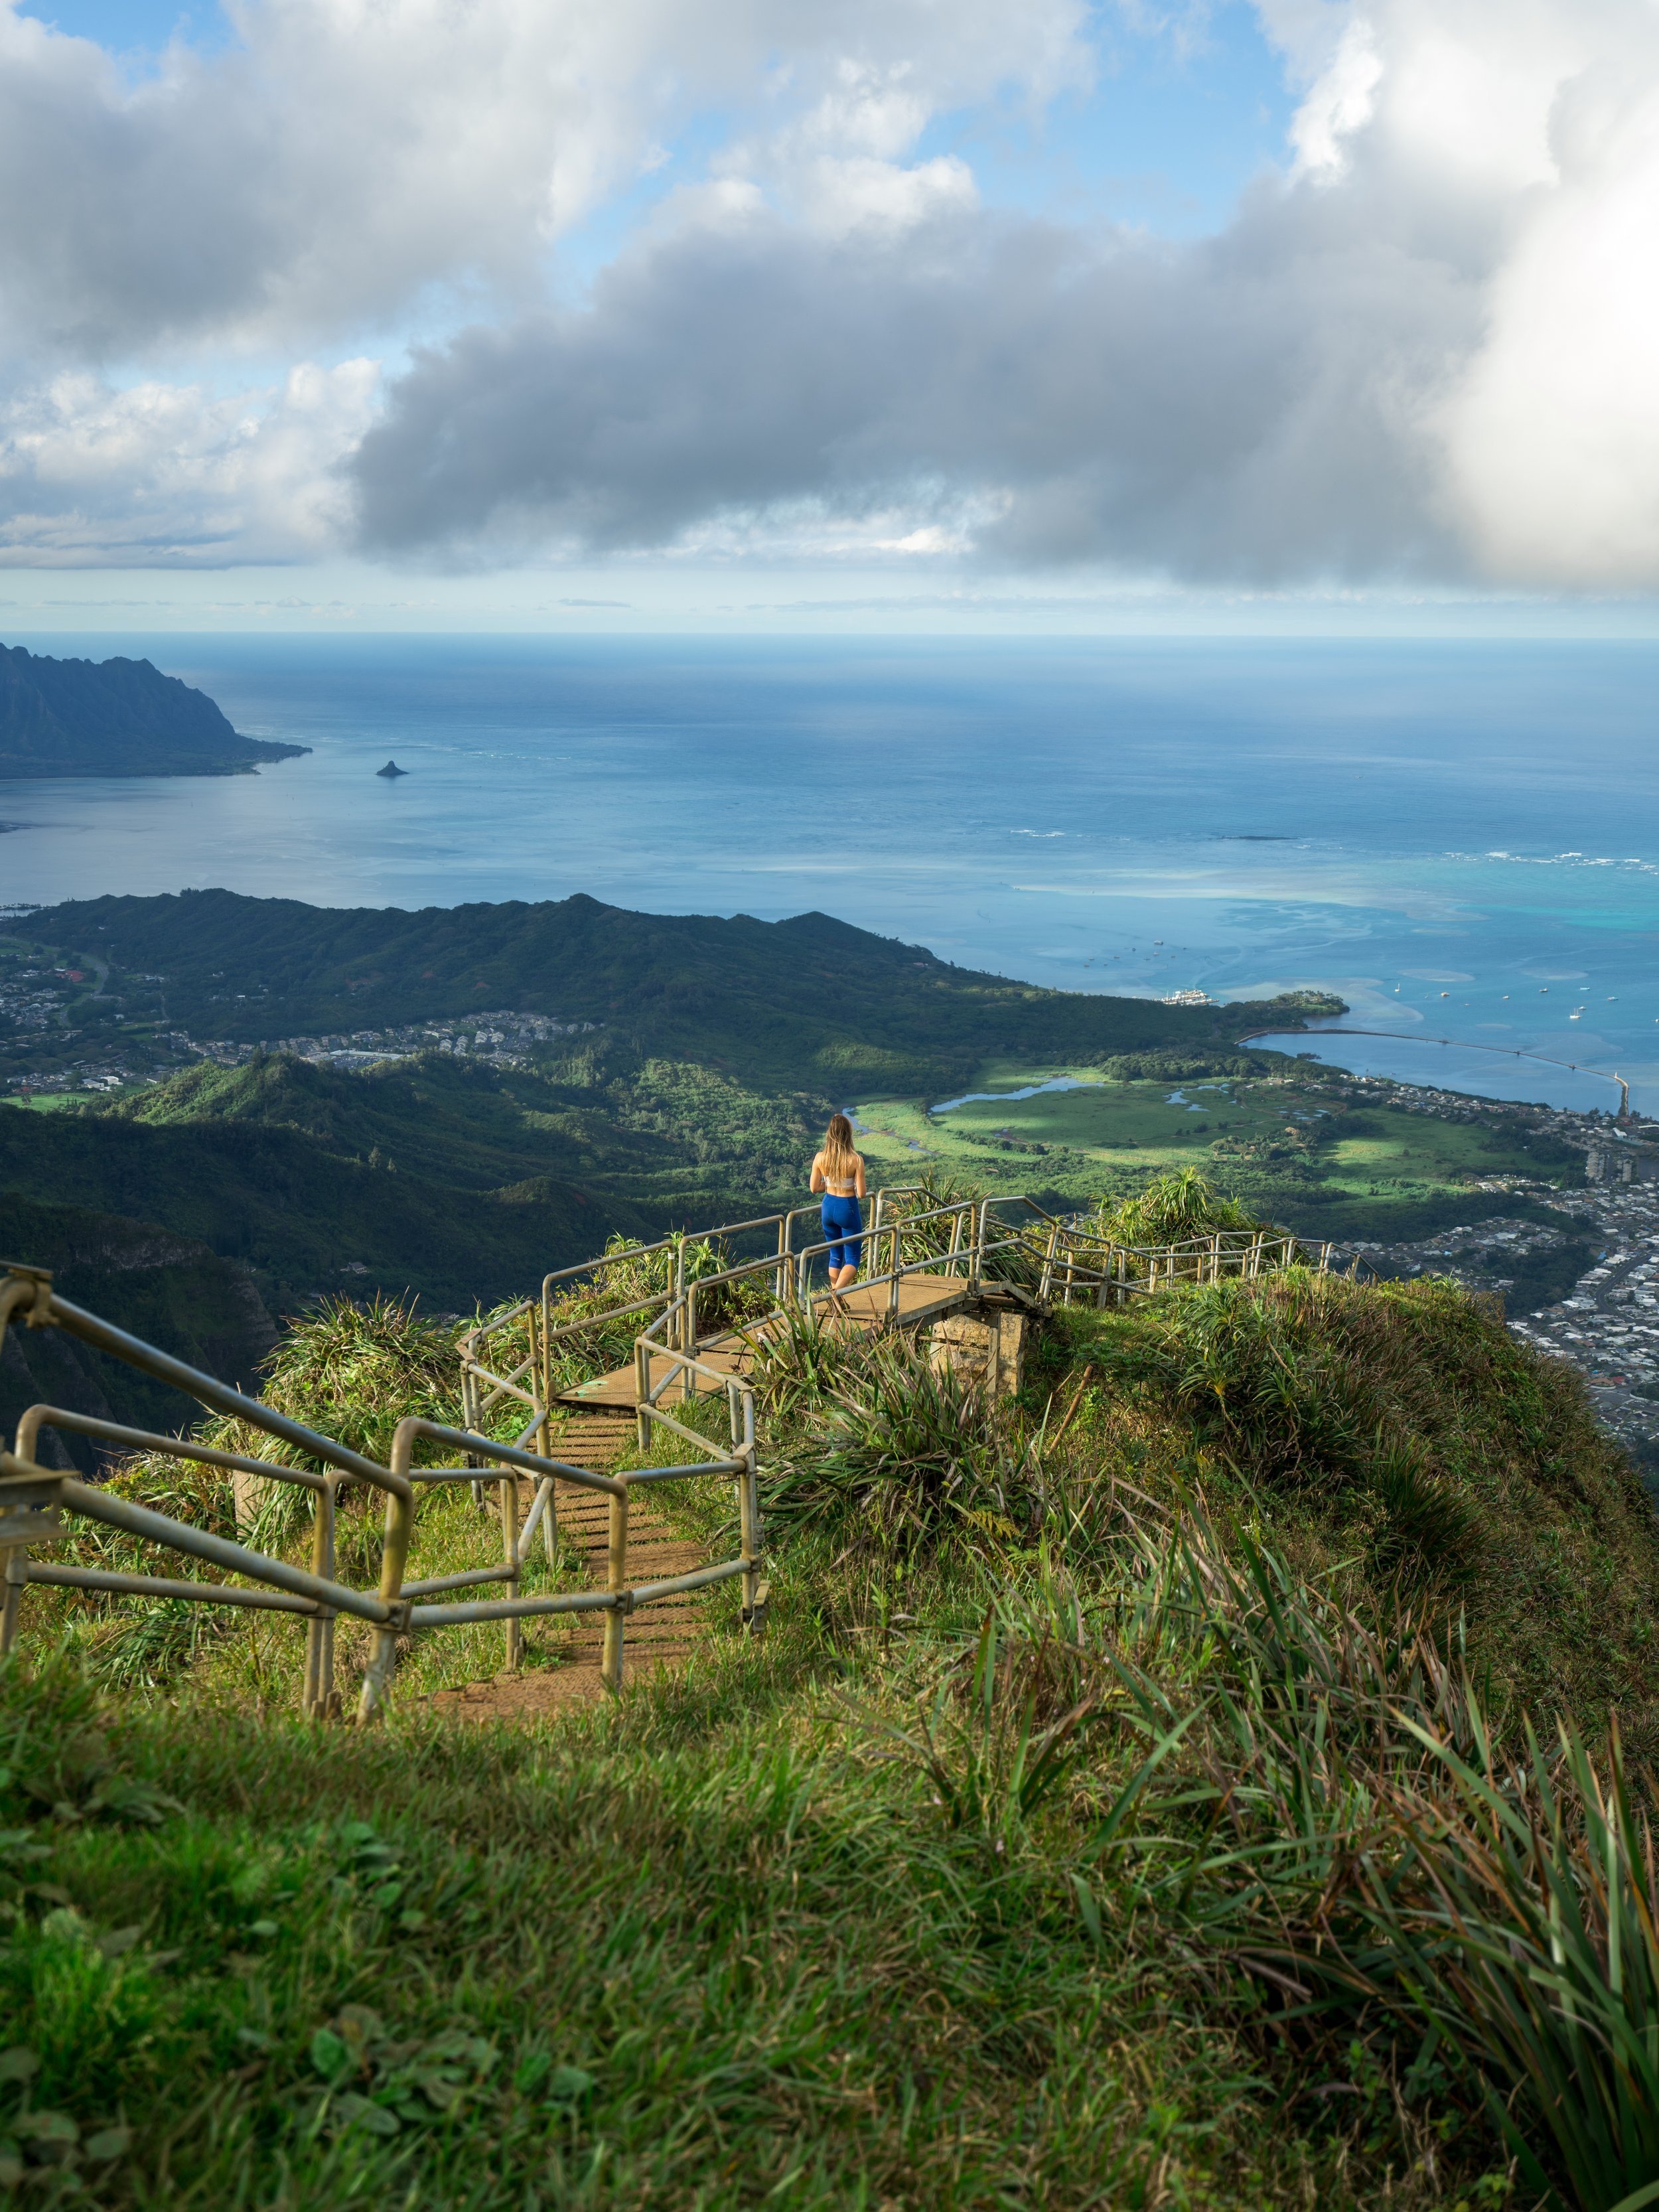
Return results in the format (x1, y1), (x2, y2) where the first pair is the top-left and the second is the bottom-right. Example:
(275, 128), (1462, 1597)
(853, 1061), (1584, 1236)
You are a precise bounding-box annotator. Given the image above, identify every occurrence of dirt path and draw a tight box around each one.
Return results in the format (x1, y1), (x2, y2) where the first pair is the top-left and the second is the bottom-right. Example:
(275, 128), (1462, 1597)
(431, 1414), (709, 1722)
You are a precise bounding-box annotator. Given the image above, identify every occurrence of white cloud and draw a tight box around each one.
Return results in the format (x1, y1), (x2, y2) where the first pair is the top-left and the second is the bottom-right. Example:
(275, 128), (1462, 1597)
(0, 0), (1085, 356)
(0, 359), (379, 564)
(348, 0), (1659, 591)
(3, 0), (1658, 591)
(1288, 17), (1381, 177)
(709, 58), (982, 234)
(1431, 12), (1659, 583)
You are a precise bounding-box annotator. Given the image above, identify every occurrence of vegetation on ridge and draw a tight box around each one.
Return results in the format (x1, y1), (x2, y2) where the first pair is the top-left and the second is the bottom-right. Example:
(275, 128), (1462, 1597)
(17, 886), (1336, 1092)
(2, 1173), (1658, 2205)
(0, 644), (305, 778)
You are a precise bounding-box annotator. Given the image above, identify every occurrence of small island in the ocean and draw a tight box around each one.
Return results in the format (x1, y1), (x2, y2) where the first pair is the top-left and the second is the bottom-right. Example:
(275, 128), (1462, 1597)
(0, 642), (310, 780)
(376, 759), (409, 778)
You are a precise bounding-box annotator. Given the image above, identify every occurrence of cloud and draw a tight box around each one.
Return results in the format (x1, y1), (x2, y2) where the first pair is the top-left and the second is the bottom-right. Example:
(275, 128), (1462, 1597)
(1431, 18), (1659, 583)
(0, 0), (1084, 357)
(0, 360), (379, 565)
(5, 0), (1659, 590)
(350, 0), (1659, 590)
(351, 172), (1469, 581)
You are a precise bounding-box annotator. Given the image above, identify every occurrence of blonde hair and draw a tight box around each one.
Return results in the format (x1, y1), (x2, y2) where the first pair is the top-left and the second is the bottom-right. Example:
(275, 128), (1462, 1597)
(823, 1112), (859, 1181)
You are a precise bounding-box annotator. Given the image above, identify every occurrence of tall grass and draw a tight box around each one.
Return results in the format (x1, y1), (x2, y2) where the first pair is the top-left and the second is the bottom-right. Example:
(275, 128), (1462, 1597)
(9, 1219), (1659, 2204)
(1332, 1717), (1659, 2212)
(766, 1332), (1042, 1558)
(924, 1501), (1659, 2212)
(1094, 1167), (1262, 1250)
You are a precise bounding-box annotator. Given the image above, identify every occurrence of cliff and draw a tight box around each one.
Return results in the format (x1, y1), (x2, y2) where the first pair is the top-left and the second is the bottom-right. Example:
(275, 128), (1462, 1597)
(0, 644), (309, 778)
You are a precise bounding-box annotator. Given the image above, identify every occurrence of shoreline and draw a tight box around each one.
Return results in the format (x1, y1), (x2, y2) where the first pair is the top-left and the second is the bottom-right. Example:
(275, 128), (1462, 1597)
(1244, 1024), (1632, 1118)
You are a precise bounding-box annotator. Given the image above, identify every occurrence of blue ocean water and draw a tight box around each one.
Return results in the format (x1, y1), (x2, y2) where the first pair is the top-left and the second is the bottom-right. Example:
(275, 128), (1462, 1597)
(4, 633), (1659, 1109)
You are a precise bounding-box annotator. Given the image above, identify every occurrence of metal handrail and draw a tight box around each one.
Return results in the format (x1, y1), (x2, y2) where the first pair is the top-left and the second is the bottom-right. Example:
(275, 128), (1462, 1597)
(1, 1187), (1346, 1727)
(0, 1262), (764, 1722)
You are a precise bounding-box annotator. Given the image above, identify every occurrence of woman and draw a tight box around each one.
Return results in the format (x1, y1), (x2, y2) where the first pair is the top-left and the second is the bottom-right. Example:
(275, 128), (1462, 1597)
(810, 1112), (867, 1293)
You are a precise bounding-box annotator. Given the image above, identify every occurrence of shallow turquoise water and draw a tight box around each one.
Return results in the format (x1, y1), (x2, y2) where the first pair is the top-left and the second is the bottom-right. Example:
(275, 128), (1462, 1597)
(3, 633), (1659, 1108)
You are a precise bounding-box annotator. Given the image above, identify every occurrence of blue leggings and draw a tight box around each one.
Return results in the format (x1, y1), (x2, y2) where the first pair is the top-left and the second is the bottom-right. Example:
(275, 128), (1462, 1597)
(821, 1195), (863, 1271)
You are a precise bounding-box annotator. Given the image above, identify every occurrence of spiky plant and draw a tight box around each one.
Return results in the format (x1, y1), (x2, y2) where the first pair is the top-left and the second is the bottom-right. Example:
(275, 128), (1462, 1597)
(766, 1333), (1036, 1556)
(1307, 1710), (1659, 2212)
(1096, 1167), (1262, 1252)
(733, 1299), (861, 1421)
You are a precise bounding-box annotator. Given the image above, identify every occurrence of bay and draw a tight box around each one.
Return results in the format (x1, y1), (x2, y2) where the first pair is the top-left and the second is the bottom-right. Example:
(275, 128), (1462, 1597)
(3, 632), (1659, 1107)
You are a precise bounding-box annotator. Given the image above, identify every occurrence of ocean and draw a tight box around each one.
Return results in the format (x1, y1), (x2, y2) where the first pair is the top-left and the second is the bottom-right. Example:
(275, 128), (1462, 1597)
(3, 632), (1659, 1110)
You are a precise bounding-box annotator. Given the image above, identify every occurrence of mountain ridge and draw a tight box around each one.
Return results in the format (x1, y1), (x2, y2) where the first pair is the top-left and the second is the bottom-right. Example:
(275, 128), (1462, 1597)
(0, 644), (308, 778)
(21, 887), (1337, 1092)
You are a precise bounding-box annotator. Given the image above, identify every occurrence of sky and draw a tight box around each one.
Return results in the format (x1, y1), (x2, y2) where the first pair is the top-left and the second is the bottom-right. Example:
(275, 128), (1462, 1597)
(3, 0), (1658, 633)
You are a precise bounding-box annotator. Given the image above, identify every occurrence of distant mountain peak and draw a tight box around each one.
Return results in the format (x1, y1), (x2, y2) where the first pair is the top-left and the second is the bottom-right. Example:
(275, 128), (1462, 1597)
(0, 642), (310, 780)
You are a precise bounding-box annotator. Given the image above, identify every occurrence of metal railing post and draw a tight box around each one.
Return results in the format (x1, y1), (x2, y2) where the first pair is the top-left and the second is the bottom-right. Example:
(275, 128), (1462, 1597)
(0, 1548), (27, 1656)
(536, 1289), (552, 1462)
(498, 1472), (522, 1671)
(461, 1361), (484, 1509)
(303, 1478), (337, 1718)
(602, 1488), (628, 1691)
(356, 1427), (417, 1727)
(635, 1337), (651, 1455)
(739, 1388), (760, 1631)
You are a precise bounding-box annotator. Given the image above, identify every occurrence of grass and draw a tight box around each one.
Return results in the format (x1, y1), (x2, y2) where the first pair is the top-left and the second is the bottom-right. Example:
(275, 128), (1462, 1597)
(854, 1070), (1574, 1212)
(0, 1640), (1358, 2210)
(6, 1197), (1659, 2205)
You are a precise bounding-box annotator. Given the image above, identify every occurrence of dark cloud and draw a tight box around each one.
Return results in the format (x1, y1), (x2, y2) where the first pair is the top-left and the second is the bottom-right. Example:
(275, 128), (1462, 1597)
(351, 184), (1482, 581)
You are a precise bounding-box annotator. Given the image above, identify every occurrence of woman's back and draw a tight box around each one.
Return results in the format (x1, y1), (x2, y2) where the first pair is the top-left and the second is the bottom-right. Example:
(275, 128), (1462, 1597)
(812, 1112), (867, 1201)
(814, 1114), (866, 1287)
(813, 1147), (863, 1195)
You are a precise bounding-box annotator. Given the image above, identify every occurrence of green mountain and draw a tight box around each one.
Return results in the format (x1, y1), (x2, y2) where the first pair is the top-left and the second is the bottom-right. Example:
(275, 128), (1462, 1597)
(0, 891), (1342, 1436)
(0, 1091), (650, 1319)
(0, 645), (307, 778)
(20, 888), (1332, 1092)
(101, 1050), (821, 1214)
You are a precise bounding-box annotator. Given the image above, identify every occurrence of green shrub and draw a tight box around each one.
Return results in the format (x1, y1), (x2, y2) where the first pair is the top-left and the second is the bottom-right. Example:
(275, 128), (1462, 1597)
(767, 1335), (1036, 1557)
(1094, 1167), (1262, 1248)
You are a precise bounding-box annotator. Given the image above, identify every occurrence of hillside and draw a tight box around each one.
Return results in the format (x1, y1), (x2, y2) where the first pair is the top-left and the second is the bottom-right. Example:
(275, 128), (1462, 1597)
(97, 1049), (821, 1213)
(17, 888), (1336, 1092)
(0, 1094), (649, 1316)
(0, 644), (307, 778)
(5, 1216), (1659, 2207)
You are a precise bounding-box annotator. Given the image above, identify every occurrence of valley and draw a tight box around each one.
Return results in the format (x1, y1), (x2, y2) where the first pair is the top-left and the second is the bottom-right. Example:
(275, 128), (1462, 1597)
(7, 885), (1658, 1472)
